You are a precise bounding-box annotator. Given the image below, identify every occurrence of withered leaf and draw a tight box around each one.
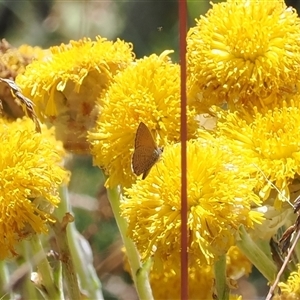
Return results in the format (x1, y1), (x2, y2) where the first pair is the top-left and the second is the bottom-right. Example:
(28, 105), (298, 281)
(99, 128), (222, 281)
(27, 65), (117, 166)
(0, 78), (41, 132)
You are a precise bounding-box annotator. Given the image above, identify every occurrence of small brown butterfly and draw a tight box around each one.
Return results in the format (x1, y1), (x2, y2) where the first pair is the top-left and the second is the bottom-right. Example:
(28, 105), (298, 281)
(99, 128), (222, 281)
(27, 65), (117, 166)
(132, 122), (163, 179)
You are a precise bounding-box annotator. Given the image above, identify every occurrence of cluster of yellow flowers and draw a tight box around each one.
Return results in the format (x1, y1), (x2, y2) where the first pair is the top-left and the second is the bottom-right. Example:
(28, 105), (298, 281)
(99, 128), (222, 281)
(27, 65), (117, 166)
(2, 0), (300, 298)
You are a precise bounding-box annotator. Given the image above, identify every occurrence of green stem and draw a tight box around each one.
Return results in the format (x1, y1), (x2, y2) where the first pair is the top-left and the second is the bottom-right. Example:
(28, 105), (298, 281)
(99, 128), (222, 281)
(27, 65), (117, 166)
(18, 241), (39, 300)
(0, 260), (11, 300)
(214, 255), (229, 300)
(107, 187), (154, 300)
(236, 225), (277, 282)
(51, 214), (80, 300)
(30, 235), (61, 300)
(56, 185), (104, 300)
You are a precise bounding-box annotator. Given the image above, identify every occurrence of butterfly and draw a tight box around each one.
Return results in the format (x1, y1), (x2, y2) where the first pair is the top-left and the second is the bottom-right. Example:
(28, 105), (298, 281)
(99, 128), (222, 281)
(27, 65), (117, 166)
(132, 122), (163, 179)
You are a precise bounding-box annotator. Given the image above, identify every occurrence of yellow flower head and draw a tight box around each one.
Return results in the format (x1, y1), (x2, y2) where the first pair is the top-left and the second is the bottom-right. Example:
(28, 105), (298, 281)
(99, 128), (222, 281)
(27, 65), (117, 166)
(276, 264), (300, 298)
(216, 100), (300, 208)
(89, 51), (199, 188)
(123, 247), (214, 299)
(149, 248), (246, 300)
(226, 246), (252, 280)
(121, 139), (263, 266)
(230, 296), (243, 300)
(16, 36), (134, 153)
(150, 264), (214, 300)
(0, 39), (46, 79)
(0, 117), (69, 259)
(0, 40), (47, 120)
(187, 0), (300, 112)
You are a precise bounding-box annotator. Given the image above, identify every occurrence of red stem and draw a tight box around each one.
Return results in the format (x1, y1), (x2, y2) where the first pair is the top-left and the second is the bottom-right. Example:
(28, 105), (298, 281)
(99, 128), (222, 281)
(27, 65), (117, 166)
(179, 1), (188, 299)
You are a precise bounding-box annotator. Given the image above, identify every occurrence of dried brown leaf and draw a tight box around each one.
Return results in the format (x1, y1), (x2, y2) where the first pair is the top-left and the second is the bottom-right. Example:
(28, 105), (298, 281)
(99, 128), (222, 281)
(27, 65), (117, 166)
(0, 78), (41, 132)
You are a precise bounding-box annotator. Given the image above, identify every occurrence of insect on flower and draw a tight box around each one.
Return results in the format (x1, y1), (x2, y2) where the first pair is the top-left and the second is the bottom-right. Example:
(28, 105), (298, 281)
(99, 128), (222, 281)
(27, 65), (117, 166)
(132, 122), (163, 179)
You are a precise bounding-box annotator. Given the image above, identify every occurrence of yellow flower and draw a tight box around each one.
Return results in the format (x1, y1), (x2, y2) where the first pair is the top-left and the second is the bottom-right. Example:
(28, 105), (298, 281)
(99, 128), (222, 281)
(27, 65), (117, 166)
(226, 246), (252, 280)
(89, 51), (199, 188)
(150, 264), (214, 300)
(121, 139), (263, 266)
(123, 246), (245, 299)
(187, 0), (300, 113)
(0, 39), (47, 79)
(0, 117), (69, 259)
(0, 40), (47, 120)
(216, 100), (300, 208)
(16, 36), (134, 153)
(230, 295), (243, 300)
(150, 247), (247, 300)
(276, 264), (300, 299)
(18, 44), (47, 62)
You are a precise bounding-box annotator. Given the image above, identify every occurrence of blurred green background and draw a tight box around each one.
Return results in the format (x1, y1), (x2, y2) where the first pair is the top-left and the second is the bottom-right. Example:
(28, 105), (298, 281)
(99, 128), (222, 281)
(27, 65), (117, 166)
(1, 0), (300, 299)
(0, 0), (213, 60)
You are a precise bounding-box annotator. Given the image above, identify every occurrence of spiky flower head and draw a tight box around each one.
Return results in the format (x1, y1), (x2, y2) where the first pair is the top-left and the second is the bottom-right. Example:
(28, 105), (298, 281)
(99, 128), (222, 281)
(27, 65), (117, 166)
(273, 264), (300, 299)
(0, 39), (47, 120)
(89, 51), (199, 188)
(226, 246), (252, 281)
(150, 264), (214, 300)
(121, 139), (263, 267)
(0, 39), (46, 80)
(187, 0), (300, 113)
(0, 117), (69, 259)
(215, 99), (300, 209)
(16, 36), (134, 153)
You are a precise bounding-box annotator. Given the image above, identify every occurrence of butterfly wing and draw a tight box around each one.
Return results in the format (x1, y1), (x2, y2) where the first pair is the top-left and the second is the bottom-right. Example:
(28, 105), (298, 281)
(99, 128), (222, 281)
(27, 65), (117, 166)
(132, 122), (162, 178)
(132, 145), (161, 176)
(141, 147), (163, 179)
(134, 122), (157, 149)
